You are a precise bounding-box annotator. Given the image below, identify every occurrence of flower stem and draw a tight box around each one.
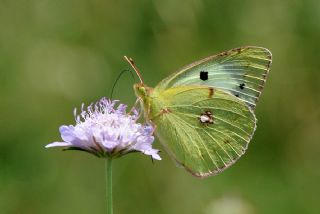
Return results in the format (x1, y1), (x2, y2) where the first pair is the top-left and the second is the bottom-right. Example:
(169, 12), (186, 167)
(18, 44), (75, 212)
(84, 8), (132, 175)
(105, 157), (113, 214)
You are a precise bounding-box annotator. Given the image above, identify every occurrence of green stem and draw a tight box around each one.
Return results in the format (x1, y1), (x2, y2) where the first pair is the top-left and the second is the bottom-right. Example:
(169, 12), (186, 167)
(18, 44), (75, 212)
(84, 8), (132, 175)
(105, 157), (113, 214)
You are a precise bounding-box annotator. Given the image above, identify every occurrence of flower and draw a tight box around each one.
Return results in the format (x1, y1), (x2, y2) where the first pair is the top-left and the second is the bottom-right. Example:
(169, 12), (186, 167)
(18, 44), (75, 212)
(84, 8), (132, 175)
(46, 98), (161, 160)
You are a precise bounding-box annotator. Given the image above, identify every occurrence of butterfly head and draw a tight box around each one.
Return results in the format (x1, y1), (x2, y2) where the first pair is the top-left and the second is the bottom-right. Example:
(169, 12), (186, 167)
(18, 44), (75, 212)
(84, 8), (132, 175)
(133, 83), (152, 99)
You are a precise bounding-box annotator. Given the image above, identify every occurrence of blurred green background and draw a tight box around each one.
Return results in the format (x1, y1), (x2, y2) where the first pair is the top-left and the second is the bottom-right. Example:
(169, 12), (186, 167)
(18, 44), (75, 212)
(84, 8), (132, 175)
(1, 0), (320, 213)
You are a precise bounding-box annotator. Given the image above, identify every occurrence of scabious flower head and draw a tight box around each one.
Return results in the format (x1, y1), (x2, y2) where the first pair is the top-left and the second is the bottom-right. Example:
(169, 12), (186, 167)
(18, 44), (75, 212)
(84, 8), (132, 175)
(46, 98), (161, 160)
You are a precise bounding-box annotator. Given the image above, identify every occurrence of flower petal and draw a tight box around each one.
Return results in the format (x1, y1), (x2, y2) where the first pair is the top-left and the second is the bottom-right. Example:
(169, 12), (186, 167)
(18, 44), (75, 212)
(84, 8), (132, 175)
(151, 152), (162, 160)
(45, 142), (72, 148)
(141, 149), (161, 160)
(59, 125), (76, 142)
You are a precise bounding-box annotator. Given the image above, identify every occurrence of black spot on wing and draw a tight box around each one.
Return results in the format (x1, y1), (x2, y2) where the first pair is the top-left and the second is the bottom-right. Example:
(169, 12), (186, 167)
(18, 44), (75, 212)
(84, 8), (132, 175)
(239, 83), (245, 90)
(200, 71), (208, 81)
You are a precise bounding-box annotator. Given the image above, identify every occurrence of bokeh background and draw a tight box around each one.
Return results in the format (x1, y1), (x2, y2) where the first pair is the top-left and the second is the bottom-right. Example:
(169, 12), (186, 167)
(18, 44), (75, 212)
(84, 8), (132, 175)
(1, 0), (320, 213)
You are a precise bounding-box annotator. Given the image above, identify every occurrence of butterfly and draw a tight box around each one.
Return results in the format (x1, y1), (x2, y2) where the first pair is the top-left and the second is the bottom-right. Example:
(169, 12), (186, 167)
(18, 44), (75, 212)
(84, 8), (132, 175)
(125, 46), (272, 178)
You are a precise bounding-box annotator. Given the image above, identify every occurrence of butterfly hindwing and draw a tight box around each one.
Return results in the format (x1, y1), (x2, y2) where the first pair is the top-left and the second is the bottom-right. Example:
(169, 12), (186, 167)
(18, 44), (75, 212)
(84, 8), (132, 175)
(149, 86), (256, 177)
(155, 46), (272, 109)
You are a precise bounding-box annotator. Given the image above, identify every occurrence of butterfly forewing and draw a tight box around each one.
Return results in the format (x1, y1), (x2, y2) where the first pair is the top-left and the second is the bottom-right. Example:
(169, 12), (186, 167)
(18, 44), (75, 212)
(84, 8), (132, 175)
(155, 46), (272, 109)
(150, 86), (256, 177)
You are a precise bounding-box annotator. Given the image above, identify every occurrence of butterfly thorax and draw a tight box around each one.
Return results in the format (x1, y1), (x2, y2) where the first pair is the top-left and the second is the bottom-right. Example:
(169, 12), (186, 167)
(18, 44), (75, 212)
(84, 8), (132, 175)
(134, 83), (165, 121)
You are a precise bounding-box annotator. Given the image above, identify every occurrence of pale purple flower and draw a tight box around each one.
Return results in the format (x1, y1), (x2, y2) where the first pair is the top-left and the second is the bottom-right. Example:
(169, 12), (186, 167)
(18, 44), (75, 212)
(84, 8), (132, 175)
(46, 98), (161, 160)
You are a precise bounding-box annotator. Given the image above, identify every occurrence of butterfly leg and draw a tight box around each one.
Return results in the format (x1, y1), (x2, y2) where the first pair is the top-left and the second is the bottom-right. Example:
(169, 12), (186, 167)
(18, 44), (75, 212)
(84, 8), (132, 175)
(151, 123), (157, 135)
(149, 107), (171, 120)
(147, 101), (151, 117)
(129, 98), (143, 121)
(128, 98), (141, 114)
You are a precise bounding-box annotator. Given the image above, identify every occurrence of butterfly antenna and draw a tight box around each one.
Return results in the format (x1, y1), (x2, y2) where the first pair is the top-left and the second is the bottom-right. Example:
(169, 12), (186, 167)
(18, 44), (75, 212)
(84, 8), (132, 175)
(110, 69), (135, 99)
(124, 56), (144, 84)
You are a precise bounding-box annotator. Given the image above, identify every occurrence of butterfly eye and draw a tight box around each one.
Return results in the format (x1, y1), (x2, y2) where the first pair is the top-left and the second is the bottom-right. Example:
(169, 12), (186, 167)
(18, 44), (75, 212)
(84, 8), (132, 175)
(134, 84), (148, 98)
